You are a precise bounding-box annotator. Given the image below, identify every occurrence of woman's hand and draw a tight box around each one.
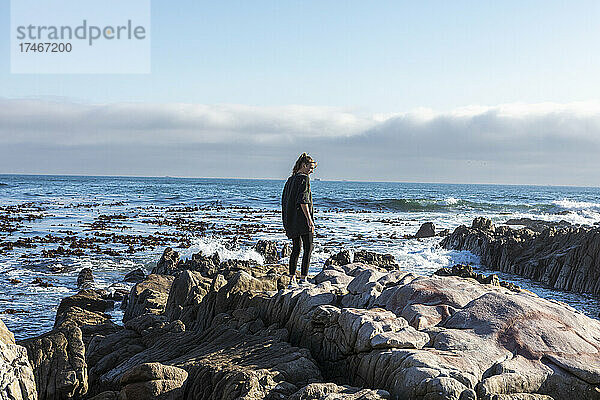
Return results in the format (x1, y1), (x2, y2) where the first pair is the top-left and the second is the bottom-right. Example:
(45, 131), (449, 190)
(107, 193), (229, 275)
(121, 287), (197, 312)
(300, 203), (315, 233)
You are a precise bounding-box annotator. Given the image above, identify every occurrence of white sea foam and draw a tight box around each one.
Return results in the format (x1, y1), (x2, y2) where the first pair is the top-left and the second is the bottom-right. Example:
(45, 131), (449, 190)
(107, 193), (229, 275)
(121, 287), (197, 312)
(184, 237), (265, 264)
(552, 199), (600, 211)
(442, 197), (460, 206)
(388, 239), (480, 276)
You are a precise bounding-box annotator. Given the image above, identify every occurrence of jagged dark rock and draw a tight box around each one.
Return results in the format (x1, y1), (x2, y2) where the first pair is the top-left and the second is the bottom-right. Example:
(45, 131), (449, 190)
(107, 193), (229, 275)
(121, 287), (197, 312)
(325, 249), (397, 270)
(56, 289), (114, 317)
(178, 251), (221, 277)
(123, 274), (174, 322)
(151, 247), (180, 275)
(77, 267), (94, 289)
(253, 239), (280, 264)
(281, 242), (292, 258)
(19, 324), (87, 400)
(87, 310), (322, 399)
(164, 270), (212, 323)
(124, 268), (146, 283)
(433, 264), (521, 290)
(54, 289), (120, 345)
(441, 217), (600, 295)
(324, 249), (352, 267)
(151, 247), (286, 285)
(17, 287), (126, 400)
(505, 217), (572, 232)
(353, 250), (398, 270)
(415, 222), (436, 238)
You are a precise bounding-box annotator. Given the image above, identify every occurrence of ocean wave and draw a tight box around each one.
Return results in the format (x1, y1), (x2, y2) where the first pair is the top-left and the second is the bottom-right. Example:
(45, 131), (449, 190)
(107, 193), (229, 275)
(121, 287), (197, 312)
(319, 197), (463, 212)
(552, 199), (600, 212)
(442, 197), (460, 206)
(183, 237), (264, 264)
(316, 196), (600, 217)
(317, 197), (515, 212)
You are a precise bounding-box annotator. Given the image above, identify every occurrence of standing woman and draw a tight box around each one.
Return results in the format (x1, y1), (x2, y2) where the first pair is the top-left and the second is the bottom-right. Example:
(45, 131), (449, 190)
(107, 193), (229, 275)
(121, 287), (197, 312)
(282, 153), (317, 284)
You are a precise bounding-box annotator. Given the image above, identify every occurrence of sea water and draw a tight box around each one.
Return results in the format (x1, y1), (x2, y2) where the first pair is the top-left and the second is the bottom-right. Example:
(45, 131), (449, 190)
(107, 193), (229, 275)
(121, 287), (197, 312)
(1, 174), (599, 339)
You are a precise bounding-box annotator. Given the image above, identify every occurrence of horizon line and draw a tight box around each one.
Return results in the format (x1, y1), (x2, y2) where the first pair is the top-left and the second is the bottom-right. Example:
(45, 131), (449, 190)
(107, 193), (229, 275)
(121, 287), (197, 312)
(0, 172), (598, 189)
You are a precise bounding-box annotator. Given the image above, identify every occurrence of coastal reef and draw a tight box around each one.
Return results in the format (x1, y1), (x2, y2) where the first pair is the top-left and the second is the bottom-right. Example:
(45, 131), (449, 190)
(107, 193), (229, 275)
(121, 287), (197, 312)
(441, 217), (600, 295)
(2, 243), (599, 400)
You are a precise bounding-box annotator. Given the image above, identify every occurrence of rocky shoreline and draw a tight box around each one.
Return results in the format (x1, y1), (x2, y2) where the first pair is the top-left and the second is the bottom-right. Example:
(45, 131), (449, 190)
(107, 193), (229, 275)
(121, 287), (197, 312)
(441, 217), (600, 296)
(2, 232), (600, 400)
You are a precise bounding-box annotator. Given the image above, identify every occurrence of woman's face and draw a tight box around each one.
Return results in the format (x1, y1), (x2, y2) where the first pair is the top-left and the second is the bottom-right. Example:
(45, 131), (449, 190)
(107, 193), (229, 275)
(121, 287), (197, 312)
(300, 161), (317, 174)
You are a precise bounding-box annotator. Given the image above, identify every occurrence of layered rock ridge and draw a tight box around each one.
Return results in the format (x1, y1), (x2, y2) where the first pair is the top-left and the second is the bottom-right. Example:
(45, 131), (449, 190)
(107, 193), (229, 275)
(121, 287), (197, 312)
(11, 244), (600, 400)
(93, 247), (600, 399)
(440, 217), (600, 295)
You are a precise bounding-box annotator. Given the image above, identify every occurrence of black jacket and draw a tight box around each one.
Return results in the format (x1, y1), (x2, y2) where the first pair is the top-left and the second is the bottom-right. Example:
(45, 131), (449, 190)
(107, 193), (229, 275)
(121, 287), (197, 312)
(281, 173), (313, 238)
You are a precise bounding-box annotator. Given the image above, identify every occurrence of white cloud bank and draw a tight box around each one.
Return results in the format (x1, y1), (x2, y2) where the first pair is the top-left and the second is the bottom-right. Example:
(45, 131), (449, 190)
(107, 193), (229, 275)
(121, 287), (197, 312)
(0, 99), (380, 145)
(1, 98), (600, 184)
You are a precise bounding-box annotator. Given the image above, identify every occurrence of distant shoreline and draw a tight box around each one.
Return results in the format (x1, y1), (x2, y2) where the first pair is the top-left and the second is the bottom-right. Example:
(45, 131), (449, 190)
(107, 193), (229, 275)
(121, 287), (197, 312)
(0, 173), (597, 189)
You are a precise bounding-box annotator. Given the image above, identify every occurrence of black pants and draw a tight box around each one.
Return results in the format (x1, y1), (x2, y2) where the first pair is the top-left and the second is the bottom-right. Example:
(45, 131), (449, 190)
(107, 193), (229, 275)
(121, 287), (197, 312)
(289, 232), (313, 276)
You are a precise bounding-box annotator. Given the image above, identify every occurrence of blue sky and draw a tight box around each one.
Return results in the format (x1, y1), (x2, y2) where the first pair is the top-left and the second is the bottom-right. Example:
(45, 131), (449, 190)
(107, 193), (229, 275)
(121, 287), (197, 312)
(2, 0), (599, 110)
(1, 1), (600, 184)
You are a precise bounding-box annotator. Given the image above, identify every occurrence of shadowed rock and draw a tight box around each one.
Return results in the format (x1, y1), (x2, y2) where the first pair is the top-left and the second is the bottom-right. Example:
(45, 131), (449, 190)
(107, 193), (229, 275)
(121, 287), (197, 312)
(18, 288), (125, 400)
(325, 250), (353, 267)
(54, 289), (120, 346)
(505, 217), (571, 232)
(77, 267), (94, 289)
(441, 217), (600, 295)
(119, 362), (188, 400)
(415, 222), (436, 238)
(254, 239), (280, 264)
(87, 311), (322, 399)
(124, 268), (146, 284)
(325, 250), (398, 270)
(434, 264), (521, 291)
(19, 324), (87, 400)
(281, 243), (292, 258)
(123, 274), (174, 322)
(152, 247), (181, 275)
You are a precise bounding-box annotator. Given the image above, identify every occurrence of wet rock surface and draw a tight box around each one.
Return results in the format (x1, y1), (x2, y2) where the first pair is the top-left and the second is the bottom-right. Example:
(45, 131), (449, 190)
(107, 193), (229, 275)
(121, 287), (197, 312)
(76, 268), (94, 290)
(123, 268), (146, 284)
(414, 222), (436, 238)
(254, 239), (280, 264)
(325, 249), (398, 270)
(434, 264), (521, 292)
(441, 217), (600, 295)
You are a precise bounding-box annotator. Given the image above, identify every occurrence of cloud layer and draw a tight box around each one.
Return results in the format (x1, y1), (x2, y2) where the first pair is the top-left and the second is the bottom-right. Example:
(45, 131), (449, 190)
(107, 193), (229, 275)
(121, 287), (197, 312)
(1, 98), (600, 185)
(0, 99), (380, 145)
